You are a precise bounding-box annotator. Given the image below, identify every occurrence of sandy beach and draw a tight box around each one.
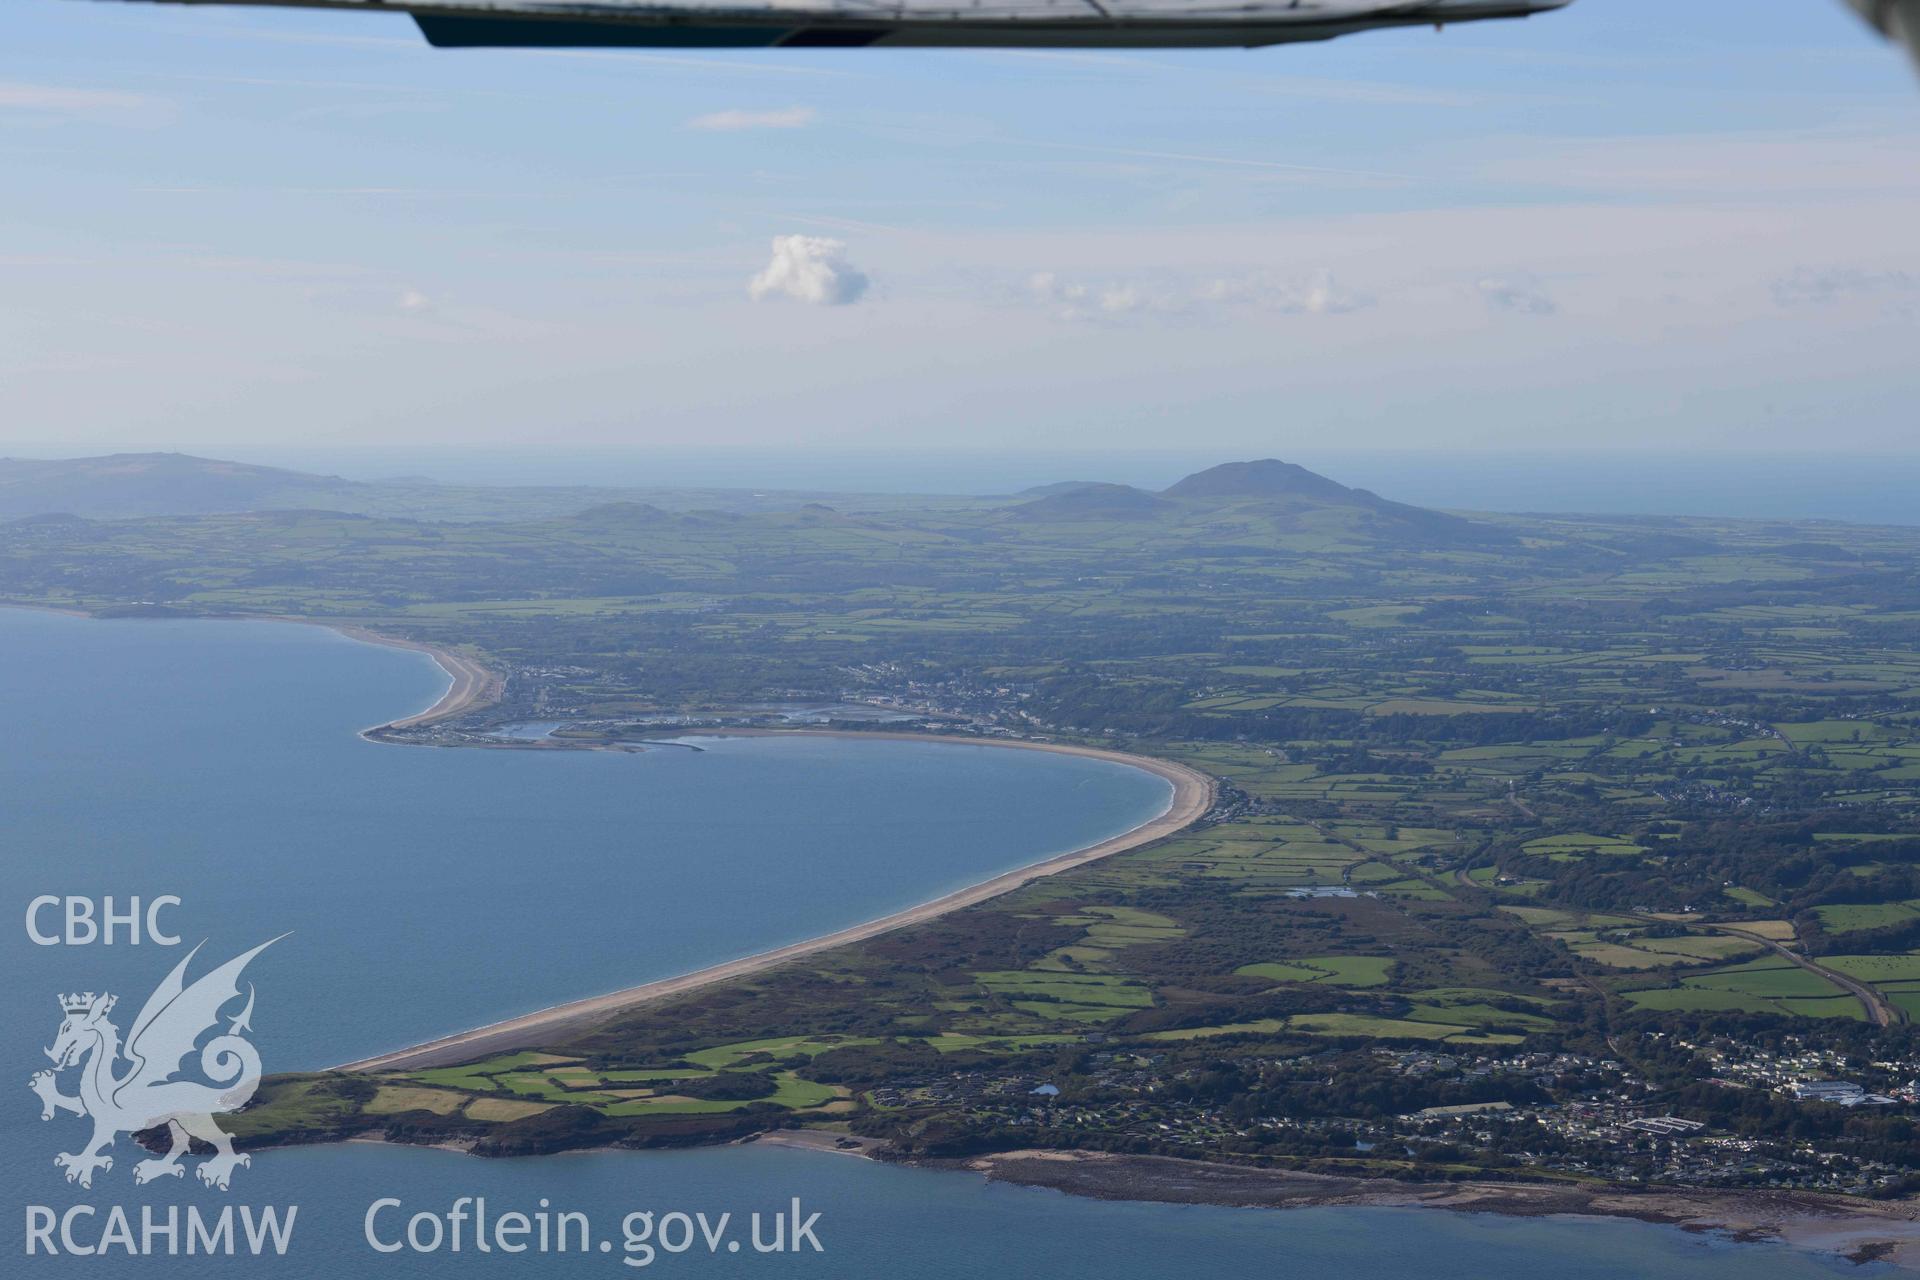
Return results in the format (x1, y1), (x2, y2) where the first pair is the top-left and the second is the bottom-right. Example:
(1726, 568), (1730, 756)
(332, 625), (502, 733)
(332, 739), (1211, 1072)
(0, 612), (1202, 1077)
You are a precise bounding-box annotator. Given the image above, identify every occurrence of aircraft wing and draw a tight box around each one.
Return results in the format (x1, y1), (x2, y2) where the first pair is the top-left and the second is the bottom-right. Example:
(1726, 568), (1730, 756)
(102, 0), (1572, 50)
(1847, 0), (1920, 73)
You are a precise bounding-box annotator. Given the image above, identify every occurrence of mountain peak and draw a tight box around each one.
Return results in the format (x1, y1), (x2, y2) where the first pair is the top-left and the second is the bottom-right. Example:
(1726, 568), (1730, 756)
(1162, 459), (1357, 502)
(1160, 458), (1505, 545)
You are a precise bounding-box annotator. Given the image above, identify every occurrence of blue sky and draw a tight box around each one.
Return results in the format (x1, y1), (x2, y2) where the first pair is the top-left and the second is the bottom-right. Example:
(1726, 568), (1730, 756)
(5, 0), (1918, 457)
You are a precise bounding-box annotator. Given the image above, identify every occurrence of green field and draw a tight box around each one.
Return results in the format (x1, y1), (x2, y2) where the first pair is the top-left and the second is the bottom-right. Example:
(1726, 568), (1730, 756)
(1814, 902), (1920, 934)
(1235, 955), (1394, 987)
(18, 457), (1920, 1174)
(1623, 959), (1864, 1020)
(1821, 953), (1920, 983)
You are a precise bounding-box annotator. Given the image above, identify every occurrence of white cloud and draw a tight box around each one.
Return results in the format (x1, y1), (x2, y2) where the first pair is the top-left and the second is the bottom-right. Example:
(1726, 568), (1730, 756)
(747, 235), (869, 306)
(1028, 272), (1087, 305)
(1030, 268), (1362, 322)
(397, 289), (433, 313)
(1030, 271), (1172, 319)
(1476, 276), (1557, 315)
(688, 106), (816, 132)
(1206, 269), (1362, 315)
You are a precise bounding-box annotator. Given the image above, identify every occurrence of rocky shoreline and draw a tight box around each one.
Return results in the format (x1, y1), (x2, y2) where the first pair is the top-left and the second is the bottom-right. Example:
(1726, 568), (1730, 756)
(928, 1149), (1920, 1268)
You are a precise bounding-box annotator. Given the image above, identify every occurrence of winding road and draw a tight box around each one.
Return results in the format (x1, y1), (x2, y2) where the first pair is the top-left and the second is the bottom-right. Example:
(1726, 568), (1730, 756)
(1695, 921), (1901, 1028)
(1454, 863), (1902, 1028)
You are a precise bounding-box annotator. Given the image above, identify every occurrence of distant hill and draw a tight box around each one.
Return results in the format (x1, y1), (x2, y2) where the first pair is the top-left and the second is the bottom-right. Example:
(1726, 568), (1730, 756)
(0, 453), (1003, 523)
(0, 452), (1493, 547)
(1014, 480), (1116, 498)
(564, 501), (687, 527)
(1012, 483), (1173, 521)
(1161, 458), (1500, 545)
(1162, 459), (1362, 504)
(0, 453), (364, 519)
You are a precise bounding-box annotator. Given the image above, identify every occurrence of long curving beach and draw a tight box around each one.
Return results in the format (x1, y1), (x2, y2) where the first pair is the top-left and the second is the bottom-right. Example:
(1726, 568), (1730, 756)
(331, 625), (503, 733)
(333, 736), (1213, 1072)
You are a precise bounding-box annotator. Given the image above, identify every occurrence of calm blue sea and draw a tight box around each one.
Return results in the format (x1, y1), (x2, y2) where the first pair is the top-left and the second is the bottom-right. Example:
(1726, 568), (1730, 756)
(0, 610), (1887, 1276)
(0, 608), (1171, 1071)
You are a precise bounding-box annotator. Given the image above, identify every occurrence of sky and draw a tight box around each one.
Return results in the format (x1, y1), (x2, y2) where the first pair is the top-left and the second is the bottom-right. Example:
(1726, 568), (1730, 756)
(4, 0), (1919, 461)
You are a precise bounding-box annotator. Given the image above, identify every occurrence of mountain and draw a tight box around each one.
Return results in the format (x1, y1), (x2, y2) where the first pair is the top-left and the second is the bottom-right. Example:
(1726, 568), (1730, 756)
(0, 453), (366, 520)
(1161, 459), (1501, 544)
(1012, 483), (1173, 521)
(0, 452), (1494, 548)
(1162, 459), (1363, 504)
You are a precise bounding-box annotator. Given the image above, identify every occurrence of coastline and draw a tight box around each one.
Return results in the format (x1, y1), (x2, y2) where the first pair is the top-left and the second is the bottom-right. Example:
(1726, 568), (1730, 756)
(327, 624), (502, 734)
(12, 606), (1916, 1264)
(331, 732), (1213, 1072)
(948, 1150), (1920, 1269)
(0, 605), (504, 735)
(0, 604), (1207, 1077)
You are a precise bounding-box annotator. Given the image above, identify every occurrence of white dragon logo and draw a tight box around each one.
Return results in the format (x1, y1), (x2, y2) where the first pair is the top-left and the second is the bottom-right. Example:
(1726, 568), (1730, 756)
(29, 937), (281, 1191)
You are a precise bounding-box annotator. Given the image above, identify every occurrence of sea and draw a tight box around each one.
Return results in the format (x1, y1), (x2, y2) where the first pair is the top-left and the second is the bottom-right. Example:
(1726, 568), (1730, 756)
(0, 608), (1890, 1276)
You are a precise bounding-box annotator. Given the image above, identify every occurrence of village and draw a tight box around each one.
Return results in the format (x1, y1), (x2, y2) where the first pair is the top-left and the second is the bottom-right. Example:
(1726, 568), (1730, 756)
(862, 1037), (1920, 1197)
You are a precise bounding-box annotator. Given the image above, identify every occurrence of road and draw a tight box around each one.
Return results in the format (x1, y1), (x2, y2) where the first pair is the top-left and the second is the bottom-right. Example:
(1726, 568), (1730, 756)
(1448, 873), (1902, 1027)
(1698, 921), (1902, 1028)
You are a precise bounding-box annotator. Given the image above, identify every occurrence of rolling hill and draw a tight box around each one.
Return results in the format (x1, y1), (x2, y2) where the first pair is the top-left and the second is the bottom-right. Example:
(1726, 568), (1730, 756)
(0, 453), (365, 519)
